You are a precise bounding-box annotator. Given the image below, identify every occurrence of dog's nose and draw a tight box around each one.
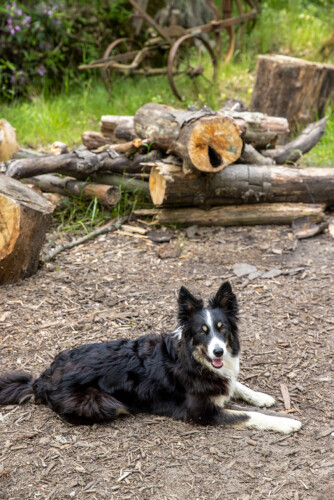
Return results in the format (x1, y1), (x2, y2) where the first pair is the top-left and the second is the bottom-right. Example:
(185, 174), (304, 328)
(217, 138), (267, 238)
(213, 347), (224, 358)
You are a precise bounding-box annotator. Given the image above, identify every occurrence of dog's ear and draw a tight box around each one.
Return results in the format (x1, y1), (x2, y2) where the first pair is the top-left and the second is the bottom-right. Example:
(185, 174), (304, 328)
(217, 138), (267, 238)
(210, 281), (238, 316)
(178, 286), (203, 322)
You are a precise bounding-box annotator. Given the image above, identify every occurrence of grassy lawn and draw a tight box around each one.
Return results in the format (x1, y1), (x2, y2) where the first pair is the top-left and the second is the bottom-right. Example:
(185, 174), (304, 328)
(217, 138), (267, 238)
(0, 1), (333, 162)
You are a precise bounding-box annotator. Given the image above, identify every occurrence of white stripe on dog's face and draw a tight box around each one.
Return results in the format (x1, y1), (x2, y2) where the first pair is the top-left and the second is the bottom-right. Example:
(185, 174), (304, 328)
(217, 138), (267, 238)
(205, 309), (226, 359)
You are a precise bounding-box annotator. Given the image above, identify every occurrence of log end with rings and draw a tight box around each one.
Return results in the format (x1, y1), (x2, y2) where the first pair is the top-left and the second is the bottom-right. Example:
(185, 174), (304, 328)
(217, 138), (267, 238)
(188, 116), (243, 173)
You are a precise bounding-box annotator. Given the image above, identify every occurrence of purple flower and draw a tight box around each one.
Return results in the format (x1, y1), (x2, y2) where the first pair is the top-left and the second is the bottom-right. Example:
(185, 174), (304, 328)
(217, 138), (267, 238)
(37, 65), (46, 77)
(9, 27), (15, 35)
(15, 8), (22, 15)
(7, 18), (13, 25)
(22, 16), (32, 25)
(15, 26), (21, 32)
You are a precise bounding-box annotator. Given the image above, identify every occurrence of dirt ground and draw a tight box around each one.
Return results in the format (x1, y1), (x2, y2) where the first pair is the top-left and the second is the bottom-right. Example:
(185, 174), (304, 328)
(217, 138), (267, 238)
(0, 221), (333, 500)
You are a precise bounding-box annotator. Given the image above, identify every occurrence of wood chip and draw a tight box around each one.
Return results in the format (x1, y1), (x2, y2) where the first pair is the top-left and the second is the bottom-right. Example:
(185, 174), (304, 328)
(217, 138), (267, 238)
(280, 384), (291, 410)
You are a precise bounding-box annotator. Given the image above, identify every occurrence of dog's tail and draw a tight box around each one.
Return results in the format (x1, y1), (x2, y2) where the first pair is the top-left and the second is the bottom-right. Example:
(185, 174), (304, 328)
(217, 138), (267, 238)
(0, 371), (35, 405)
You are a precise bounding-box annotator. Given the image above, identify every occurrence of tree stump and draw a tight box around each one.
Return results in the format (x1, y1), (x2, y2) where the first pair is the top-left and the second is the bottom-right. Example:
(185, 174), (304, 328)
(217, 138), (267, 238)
(250, 55), (334, 128)
(0, 175), (54, 284)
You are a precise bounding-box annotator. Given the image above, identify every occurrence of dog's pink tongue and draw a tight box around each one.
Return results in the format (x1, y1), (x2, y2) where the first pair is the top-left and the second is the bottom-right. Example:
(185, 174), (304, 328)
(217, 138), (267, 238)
(212, 359), (223, 368)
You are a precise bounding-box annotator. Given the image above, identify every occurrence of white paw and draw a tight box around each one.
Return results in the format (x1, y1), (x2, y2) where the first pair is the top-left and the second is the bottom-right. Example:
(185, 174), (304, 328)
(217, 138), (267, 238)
(250, 391), (276, 408)
(246, 412), (302, 434)
(273, 417), (302, 434)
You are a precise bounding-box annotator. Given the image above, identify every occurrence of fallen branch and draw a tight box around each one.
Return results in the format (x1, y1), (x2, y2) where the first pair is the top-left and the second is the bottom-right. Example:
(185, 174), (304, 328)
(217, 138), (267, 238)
(261, 117), (328, 164)
(43, 217), (124, 262)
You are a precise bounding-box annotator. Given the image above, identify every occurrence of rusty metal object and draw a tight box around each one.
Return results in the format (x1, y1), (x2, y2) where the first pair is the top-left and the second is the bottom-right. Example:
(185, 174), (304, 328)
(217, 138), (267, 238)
(80, 1), (261, 100)
(167, 34), (217, 101)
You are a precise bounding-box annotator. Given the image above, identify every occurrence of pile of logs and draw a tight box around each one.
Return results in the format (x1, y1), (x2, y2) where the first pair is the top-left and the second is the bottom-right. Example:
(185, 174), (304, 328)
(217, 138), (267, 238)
(0, 101), (332, 232)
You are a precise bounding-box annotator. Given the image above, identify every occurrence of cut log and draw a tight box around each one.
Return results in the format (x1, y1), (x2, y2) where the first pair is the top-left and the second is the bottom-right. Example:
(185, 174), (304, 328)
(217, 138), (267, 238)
(135, 203), (325, 226)
(100, 116), (136, 141)
(251, 55), (334, 128)
(149, 162), (334, 207)
(134, 103), (243, 173)
(261, 117), (328, 164)
(0, 119), (19, 161)
(0, 175), (54, 284)
(25, 174), (120, 207)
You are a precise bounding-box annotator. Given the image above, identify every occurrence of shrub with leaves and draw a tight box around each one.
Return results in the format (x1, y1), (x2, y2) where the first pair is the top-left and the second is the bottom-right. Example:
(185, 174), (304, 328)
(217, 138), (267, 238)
(0, 0), (132, 100)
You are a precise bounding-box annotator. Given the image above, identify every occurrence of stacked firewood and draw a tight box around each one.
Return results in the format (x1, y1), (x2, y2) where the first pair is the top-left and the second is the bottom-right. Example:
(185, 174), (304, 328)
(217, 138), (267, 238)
(0, 102), (332, 229)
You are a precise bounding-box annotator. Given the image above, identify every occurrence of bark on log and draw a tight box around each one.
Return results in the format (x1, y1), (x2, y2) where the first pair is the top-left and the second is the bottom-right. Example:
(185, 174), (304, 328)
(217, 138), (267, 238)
(92, 174), (150, 196)
(149, 162), (334, 207)
(25, 174), (120, 207)
(240, 144), (275, 165)
(0, 175), (54, 284)
(81, 131), (113, 150)
(0, 149), (132, 180)
(100, 116), (136, 141)
(135, 203), (325, 227)
(250, 55), (334, 128)
(218, 109), (289, 148)
(134, 103), (243, 173)
(261, 117), (328, 164)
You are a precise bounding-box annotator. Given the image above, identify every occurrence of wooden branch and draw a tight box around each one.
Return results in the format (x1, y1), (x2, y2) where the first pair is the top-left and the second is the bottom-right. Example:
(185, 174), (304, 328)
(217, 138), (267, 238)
(0, 175), (54, 284)
(1, 149), (132, 180)
(240, 143), (275, 165)
(261, 117), (328, 164)
(43, 218), (124, 263)
(149, 162), (334, 207)
(134, 203), (325, 227)
(25, 174), (120, 207)
(92, 173), (150, 196)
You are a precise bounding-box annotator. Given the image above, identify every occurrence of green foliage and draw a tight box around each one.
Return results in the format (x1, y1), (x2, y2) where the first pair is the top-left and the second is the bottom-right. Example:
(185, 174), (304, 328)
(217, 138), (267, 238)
(0, 1), (133, 100)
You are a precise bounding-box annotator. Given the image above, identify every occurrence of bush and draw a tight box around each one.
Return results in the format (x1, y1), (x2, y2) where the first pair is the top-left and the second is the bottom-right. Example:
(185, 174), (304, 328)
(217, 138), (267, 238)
(0, 1), (132, 100)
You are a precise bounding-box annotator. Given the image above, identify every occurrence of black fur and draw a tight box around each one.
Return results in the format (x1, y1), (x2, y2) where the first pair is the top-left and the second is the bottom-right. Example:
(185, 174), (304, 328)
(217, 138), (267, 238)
(0, 282), (248, 427)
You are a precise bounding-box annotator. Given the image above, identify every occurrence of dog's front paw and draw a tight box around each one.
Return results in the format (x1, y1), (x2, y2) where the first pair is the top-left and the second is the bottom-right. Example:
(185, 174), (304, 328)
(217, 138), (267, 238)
(251, 391), (276, 408)
(274, 417), (302, 434)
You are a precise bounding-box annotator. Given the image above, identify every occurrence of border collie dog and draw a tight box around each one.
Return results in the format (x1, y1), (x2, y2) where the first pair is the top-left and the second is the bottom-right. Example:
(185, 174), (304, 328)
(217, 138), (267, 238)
(0, 282), (301, 433)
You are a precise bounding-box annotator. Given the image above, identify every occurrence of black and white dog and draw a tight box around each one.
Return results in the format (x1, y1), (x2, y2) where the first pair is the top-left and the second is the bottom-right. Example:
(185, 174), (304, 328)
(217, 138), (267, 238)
(0, 282), (301, 433)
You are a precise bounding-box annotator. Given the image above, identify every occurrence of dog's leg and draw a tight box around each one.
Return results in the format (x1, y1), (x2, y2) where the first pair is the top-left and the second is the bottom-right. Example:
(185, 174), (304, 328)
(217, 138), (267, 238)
(233, 381), (275, 407)
(43, 387), (129, 425)
(224, 409), (302, 434)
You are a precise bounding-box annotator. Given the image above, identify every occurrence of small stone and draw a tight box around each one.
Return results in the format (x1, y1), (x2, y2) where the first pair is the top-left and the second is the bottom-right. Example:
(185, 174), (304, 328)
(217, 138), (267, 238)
(233, 262), (257, 278)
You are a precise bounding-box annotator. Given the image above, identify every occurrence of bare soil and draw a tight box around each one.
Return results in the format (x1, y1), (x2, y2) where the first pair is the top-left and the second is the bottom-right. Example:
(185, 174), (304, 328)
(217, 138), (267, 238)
(0, 223), (333, 500)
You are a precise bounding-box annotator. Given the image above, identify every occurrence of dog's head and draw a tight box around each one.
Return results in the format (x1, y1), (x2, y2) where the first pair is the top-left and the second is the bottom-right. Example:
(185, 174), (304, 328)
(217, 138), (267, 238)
(177, 282), (240, 372)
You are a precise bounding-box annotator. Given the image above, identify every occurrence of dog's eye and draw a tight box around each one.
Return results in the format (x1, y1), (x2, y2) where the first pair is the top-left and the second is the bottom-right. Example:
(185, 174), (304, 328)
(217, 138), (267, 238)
(217, 322), (225, 332)
(201, 325), (208, 334)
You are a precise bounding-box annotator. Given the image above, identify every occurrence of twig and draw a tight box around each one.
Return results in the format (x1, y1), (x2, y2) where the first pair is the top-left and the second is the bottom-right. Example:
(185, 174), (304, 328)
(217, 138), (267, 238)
(42, 217), (124, 262)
